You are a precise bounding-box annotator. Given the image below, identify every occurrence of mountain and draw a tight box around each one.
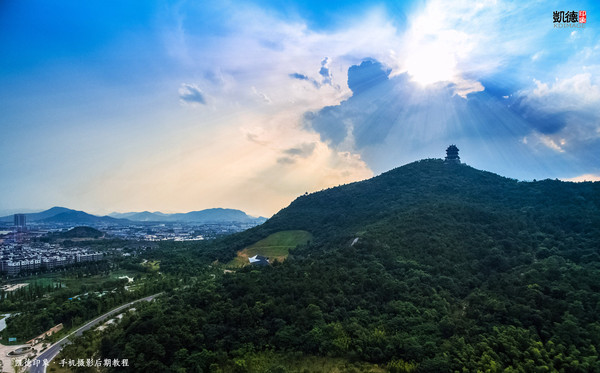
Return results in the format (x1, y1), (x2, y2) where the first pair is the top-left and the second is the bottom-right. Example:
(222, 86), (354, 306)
(107, 159), (600, 372)
(109, 211), (168, 221)
(40, 210), (124, 225)
(0, 206), (73, 222)
(0, 206), (127, 225)
(109, 208), (266, 223)
(2, 206), (264, 226)
(250, 159), (599, 241)
(170, 208), (265, 223)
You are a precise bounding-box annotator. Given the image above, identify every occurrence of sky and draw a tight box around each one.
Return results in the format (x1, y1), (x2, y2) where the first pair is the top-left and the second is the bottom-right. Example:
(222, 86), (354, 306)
(1, 0), (599, 217)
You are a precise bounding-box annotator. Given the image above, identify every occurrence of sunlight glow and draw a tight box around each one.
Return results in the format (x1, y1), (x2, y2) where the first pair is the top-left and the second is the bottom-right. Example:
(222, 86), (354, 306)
(562, 174), (600, 182)
(399, 2), (468, 87)
(404, 47), (457, 85)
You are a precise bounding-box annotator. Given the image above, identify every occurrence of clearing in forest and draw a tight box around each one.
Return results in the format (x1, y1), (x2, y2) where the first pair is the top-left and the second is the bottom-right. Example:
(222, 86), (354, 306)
(229, 230), (312, 267)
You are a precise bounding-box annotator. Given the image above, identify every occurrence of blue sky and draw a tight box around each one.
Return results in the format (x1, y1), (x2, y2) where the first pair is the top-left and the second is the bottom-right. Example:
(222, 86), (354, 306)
(1, 0), (599, 217)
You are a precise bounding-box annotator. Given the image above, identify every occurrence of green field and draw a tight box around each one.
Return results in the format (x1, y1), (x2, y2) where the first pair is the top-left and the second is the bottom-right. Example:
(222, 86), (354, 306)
(229, 230), (312, 267)
(12, 269), (142, 294)
(13, 273), (63, 290)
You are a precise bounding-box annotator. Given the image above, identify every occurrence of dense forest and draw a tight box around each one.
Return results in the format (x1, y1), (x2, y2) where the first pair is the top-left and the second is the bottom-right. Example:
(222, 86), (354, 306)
(60, 160), (600, 372)
(0, 258), (170, 342)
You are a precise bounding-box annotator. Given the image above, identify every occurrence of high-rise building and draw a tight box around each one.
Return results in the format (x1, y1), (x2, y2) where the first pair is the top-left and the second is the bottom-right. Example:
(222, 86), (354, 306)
(14, 214), (26, 229)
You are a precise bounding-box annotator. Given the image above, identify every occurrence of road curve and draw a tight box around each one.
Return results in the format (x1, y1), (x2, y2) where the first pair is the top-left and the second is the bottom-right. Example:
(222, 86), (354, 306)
(27, 293), (162, 373)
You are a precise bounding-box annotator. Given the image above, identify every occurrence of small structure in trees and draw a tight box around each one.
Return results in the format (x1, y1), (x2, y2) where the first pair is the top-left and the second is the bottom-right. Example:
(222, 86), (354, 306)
(445, 145), (460, 164)
(249, 255), (269, 266)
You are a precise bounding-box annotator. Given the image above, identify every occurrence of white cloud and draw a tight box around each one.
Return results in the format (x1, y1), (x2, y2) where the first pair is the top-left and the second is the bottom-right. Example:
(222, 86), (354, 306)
(538, 134), (565, 153)
(517, 72), (600, 150)
(251, 86), (272, 104)
(452, 79), (485, 99)
(528, 74), (600, 112)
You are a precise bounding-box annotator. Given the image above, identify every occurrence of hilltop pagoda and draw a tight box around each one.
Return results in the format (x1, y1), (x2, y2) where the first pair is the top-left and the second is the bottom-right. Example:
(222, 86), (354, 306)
(445, 145), (460, 164)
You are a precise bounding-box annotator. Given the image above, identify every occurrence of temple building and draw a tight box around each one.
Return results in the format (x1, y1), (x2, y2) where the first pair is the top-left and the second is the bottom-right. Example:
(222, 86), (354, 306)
(445, 145), (460, 164)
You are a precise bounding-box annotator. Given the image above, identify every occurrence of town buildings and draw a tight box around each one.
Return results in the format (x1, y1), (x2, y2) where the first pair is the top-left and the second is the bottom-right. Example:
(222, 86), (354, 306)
(0, 243), (103, 276)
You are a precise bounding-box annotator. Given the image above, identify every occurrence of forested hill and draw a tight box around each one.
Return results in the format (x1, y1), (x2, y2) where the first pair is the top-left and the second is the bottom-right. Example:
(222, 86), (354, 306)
(240, 158), (599, 248)
(100, 159), (600, 372)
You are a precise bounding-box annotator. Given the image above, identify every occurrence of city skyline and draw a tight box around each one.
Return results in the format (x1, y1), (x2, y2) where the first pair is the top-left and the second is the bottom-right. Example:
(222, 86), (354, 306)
(1, 1), (599, 217)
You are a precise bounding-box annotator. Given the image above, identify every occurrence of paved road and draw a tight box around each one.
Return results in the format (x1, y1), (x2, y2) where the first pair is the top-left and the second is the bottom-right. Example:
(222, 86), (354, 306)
(27, 293), (162, 373)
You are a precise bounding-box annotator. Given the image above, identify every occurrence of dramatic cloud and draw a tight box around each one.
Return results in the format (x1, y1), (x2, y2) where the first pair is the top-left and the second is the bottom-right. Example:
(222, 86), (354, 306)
(514, 74), (600, 130)
(307, 60), (508, 153)
(179, 83), (206, 105)
(305, 57), (599, 179)
(509, 72), (600, 162)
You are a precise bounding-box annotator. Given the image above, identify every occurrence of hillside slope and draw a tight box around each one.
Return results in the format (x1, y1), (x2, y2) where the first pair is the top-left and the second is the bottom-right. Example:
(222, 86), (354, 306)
(261, 159), (599, 240)
(56, 226), (104, 239)
(99, 159), (600, 372)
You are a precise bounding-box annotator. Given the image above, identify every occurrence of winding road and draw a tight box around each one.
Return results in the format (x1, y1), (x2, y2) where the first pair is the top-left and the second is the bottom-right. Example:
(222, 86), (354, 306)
(27, 293), (162, 373)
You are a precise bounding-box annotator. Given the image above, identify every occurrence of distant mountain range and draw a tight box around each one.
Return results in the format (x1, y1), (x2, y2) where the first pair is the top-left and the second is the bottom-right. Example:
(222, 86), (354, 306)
(109, 208), (266, 224)
(0, 207), (266, 225)
(0, 207), (128, 225)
